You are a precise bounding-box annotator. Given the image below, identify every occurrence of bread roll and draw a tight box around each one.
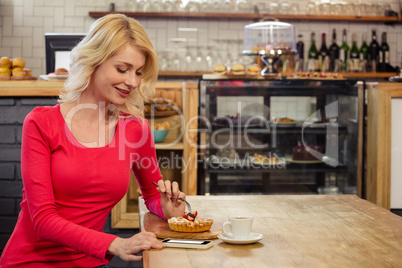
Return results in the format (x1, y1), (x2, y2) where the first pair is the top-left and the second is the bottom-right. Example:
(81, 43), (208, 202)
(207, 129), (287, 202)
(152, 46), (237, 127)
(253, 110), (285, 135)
(23, 68), (32, 77)
(213, 64), (227, 75)
(55, 68), (69, 75)
(246, 64), (261, 76)
(12, 67), (25, 77)
(11, 57), (25, 68)
(230, 63), (246, 75)
(0, 57), (11, 68)
(0, 67), (11, 77)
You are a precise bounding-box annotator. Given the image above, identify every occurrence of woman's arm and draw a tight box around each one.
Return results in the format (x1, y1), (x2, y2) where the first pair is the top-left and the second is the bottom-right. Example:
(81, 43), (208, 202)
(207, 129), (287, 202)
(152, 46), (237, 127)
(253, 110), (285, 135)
(130, 119), (185, 220)
(21, 110), (117, 262)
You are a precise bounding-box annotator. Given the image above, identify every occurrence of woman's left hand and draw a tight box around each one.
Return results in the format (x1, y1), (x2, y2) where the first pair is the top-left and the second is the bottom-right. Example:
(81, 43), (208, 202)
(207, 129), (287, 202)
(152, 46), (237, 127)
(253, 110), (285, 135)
(155, 179), (186, 219)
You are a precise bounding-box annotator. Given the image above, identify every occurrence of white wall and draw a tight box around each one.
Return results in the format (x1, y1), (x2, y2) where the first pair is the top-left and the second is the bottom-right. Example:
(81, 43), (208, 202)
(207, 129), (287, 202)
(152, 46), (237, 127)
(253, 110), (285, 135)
(1, 0), (401, 77)
(391, 98), (402, 209)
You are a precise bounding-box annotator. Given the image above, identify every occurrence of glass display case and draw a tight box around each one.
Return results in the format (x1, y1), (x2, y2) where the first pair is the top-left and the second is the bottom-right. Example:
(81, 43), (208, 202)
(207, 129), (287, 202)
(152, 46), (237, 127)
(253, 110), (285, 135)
(197, 78), (364, 196)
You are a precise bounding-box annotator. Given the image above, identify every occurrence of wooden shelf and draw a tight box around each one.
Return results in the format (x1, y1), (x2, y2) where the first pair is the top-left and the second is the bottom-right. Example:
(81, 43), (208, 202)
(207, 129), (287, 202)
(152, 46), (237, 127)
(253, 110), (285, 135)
(158, 71), (397, 79)
(155, 142), (184, 150)
(158, 71), (211, 77)
(89, 11), (400, 23)
(341, 72), (397, 78)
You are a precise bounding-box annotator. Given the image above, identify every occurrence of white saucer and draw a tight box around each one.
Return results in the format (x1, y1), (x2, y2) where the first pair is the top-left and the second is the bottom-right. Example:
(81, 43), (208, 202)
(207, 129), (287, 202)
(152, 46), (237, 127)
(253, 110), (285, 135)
(218, 232), (263, 245)
(39, 74), (69, 81)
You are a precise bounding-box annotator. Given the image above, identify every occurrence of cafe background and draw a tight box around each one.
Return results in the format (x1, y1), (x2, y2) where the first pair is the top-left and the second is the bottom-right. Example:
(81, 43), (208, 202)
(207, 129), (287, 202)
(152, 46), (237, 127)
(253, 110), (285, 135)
(0, 0), (402, 263)
(0, 0), (402, 77)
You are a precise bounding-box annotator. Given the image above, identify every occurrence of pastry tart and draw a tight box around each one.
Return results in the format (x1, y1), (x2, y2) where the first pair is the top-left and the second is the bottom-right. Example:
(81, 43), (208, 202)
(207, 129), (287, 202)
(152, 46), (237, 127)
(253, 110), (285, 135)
(168, 213), (213, 233)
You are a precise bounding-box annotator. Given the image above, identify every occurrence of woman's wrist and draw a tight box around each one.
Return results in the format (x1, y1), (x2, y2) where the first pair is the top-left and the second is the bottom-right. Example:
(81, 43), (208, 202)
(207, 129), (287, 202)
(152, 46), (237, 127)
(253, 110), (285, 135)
(107, 237), (122, 256)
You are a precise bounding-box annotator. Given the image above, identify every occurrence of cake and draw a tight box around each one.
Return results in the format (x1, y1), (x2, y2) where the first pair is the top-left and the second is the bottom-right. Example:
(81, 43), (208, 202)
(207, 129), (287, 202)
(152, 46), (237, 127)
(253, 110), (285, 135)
(274, 117), (295, 123)
(253, 153), (279, 164)
(168, 212), (213, 233)
(292, 143), (322, 161)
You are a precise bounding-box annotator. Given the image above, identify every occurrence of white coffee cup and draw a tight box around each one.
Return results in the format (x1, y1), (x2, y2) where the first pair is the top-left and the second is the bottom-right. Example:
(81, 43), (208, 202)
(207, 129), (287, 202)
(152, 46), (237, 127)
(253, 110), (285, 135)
(222, 216), (253, 239)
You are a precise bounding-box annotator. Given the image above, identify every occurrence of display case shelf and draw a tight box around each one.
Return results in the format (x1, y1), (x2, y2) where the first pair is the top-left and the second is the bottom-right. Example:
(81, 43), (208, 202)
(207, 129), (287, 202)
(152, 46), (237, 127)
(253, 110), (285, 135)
(89, 11), (400, 23)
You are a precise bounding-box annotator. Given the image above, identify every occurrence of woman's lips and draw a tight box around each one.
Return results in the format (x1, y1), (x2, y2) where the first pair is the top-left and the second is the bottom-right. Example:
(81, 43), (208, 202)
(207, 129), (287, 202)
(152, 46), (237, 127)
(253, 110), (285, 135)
(115, 87), (130, 96)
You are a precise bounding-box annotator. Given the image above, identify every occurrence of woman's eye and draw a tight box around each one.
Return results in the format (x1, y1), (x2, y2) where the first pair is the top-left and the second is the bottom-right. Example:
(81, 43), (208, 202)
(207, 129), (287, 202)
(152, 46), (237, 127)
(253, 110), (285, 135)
(136, 71), (143, 76)
(117, 68), (127, 73)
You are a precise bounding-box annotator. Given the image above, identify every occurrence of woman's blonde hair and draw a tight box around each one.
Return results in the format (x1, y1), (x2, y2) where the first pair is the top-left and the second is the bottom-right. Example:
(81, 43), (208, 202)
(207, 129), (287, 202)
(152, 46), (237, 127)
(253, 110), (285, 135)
(59, 13), (159, 117)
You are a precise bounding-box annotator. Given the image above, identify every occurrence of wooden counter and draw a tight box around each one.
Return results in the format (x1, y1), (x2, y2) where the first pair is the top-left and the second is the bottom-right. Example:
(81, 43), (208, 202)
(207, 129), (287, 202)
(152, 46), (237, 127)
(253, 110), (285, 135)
(0, 81), (64, 96)
(0, 80), (198, 96)
(140, 195), (402, 268)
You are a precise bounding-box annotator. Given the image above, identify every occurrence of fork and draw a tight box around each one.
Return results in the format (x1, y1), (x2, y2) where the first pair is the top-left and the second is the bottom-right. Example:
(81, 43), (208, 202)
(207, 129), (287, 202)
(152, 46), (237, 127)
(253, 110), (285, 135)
(152, 181), (192, 212)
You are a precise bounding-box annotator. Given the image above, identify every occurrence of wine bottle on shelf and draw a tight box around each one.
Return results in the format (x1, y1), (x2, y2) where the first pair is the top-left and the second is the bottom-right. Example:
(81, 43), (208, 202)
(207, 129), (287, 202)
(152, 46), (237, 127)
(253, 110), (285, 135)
(379, 32), (390, 72)
(339, 29), (349, 72)
(318, 33), (330, 72)
(307, 32), (319, 72)
(359, 33), (369, 72)
(368, 29), (379, 72)
(349, 33), (360, 72)
(329, 28), (340, 72)
(296, 34), (304, 72)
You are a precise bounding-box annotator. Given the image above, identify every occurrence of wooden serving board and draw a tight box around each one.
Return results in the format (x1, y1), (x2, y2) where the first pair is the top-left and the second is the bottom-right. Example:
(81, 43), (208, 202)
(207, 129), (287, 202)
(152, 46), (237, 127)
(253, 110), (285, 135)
(142, 212), (222, 240)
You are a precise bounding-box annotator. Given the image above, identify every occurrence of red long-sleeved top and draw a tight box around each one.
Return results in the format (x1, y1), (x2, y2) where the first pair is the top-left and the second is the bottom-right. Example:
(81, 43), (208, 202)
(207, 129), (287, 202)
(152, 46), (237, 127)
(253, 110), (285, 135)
(0, 104), (164, 267)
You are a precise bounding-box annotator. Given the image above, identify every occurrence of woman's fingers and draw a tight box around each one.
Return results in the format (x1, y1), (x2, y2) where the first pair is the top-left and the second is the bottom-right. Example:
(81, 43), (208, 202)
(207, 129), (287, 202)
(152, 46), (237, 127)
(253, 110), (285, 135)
(136, 231), (164, 248)
(117, 232), (164, 261)
(164, 180), (172, 195)
(171, 181), (179, 196)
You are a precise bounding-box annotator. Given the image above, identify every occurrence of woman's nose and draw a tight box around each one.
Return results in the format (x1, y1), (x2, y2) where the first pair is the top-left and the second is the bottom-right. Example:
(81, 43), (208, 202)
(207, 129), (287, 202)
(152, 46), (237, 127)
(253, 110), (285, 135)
(125, 74), (140, 89)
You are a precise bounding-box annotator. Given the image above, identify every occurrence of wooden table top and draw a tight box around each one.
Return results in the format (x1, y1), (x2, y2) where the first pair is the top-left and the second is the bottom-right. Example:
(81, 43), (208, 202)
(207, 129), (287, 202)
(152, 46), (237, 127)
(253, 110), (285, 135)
(139, 195), (402, 268)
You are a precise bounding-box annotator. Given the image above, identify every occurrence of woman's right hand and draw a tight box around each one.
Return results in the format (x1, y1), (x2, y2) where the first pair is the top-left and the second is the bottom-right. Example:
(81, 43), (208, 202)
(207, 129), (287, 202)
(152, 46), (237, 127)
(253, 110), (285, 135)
(107, 231), (164, 261)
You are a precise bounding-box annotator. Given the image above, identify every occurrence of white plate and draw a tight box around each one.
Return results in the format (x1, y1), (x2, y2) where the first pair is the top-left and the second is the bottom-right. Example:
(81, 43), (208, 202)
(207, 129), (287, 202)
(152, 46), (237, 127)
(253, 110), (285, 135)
(251, 158), (285, 166)
(40, 75), (69, 81)
(209, 156), (237, 167)
(284, 156), (322, 164)
(218, 232), (263, 245)
(306, 123), (329, 128)
(389, 76), (402, 82)
(270, 121), (296, 127)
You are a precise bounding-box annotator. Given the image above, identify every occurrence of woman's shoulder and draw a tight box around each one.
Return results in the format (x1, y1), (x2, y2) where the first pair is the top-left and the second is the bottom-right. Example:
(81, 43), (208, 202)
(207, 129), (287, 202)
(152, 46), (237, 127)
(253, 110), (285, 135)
(25, 104), (61, 125)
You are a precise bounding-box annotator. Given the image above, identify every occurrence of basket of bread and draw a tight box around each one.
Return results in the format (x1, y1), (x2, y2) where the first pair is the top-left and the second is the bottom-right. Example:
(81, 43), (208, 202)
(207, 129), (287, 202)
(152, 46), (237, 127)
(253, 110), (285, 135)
(145, 97), (179, 117)
(0, 57), (34, 80)
(151, 121), (170, 143)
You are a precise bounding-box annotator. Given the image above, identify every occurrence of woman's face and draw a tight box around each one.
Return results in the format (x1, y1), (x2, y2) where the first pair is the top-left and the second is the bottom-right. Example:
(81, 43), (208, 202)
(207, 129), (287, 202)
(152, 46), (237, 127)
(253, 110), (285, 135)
(86, 43), (146, 106)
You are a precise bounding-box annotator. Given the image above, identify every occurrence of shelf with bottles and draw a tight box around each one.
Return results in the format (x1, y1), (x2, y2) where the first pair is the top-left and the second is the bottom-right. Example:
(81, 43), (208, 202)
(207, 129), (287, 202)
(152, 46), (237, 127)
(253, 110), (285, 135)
(88, 11), (401, 23)
(303, 27), (397, 75)
(157, 71), (397, 79)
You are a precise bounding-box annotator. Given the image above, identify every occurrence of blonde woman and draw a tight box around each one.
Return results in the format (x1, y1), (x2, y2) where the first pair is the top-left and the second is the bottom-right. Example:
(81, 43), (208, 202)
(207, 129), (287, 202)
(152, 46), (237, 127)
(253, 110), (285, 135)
(0, 14), (185, 267)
